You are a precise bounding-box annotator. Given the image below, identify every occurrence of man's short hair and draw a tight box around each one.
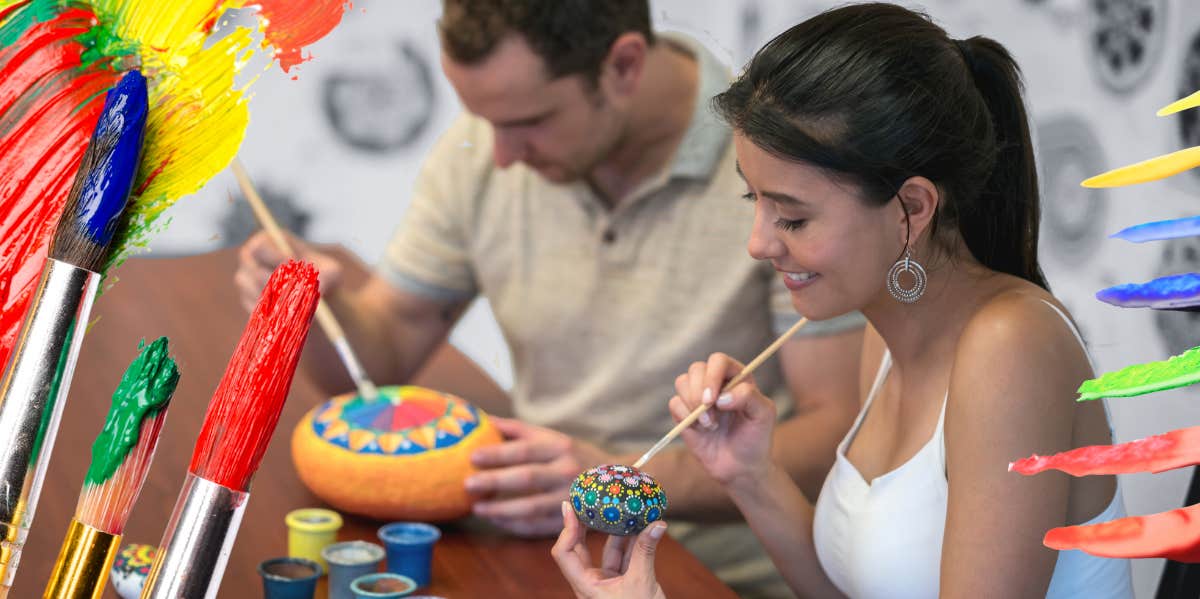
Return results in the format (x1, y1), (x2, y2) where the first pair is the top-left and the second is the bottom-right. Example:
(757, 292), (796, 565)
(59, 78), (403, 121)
(440, 0), (654, 83)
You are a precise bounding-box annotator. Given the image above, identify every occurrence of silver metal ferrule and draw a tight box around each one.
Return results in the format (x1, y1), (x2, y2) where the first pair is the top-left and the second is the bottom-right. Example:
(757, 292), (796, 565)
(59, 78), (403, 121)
(139, 474), (249, 599)
(0, 259), (99, 587)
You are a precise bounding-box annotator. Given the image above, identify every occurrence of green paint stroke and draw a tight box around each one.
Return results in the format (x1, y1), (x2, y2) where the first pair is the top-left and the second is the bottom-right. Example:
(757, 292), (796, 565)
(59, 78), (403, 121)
(0, 0), (59, 49)
(1078, 345), (1200, 401)
(84, 337), (180, 486)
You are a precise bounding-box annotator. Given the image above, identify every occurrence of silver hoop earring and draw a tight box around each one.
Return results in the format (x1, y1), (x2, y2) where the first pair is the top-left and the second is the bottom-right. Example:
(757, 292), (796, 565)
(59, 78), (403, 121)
(887, 248), (927, 304)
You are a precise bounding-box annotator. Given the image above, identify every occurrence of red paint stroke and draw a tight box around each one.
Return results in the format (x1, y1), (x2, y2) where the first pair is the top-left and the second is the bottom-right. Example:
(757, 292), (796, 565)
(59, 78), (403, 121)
(1045, 503), (1200, 562)
(256, 0), (350, 72)
(1012, 427), (1200, 477)
(188, 260), (319, 491)
(0, 5), (120, 368)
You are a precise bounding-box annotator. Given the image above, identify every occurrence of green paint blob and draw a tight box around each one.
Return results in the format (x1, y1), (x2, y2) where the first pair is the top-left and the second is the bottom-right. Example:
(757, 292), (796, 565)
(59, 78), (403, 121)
(0, 0), (60, 49)
(84, 336), (180, 485)
(1078, 345), (1200, 401)
(77, 23), (138, 67)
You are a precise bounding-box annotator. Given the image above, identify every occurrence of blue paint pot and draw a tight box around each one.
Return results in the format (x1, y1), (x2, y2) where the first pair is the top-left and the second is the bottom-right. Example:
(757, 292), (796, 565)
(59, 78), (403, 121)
(257, 556), (321, 599)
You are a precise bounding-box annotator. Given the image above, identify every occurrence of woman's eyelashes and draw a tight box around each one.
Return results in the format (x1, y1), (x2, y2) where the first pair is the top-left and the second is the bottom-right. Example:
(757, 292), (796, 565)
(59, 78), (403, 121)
(774, 218), (806, 231)
(741, 192), (808, 231)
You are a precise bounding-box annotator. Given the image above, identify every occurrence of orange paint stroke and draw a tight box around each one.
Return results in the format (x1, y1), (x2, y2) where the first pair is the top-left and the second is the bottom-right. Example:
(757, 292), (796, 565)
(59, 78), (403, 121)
(256, 0), (351, 72)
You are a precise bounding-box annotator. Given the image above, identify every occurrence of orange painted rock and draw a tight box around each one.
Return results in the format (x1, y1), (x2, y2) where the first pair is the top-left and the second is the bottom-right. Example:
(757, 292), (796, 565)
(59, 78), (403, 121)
(292, 385), (502, 521)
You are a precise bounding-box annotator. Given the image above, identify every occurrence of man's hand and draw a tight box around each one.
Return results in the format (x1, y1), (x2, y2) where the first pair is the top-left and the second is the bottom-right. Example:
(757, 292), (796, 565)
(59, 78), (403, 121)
(235, 231), (344, 312)
(552, 501), (667, 599)
(467, 417), (613, 537)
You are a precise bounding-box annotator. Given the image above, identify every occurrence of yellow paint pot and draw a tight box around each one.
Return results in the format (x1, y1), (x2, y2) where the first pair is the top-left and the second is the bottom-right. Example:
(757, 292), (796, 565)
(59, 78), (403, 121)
(285, 508), (343, 573)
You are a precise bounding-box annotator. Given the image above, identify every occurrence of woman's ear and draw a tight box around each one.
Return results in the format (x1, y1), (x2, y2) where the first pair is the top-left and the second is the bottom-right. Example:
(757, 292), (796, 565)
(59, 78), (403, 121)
(895, 176), (940, 245)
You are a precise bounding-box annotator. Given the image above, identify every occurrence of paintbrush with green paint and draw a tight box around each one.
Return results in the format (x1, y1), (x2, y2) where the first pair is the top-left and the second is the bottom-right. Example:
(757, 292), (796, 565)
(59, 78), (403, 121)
(43, 337), (179, 599)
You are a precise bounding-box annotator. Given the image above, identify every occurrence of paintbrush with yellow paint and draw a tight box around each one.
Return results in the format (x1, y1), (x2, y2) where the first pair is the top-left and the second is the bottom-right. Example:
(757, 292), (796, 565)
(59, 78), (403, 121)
(43, 338), (179, 599)
(229, 159), (380, 402)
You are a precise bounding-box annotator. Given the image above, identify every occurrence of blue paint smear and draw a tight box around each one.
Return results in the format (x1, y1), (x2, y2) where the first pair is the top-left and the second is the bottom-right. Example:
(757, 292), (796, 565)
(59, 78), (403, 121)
(1111, 215), (1200, 243)
(77, 69), (148, 246)
(1096, 273), (1200, 308)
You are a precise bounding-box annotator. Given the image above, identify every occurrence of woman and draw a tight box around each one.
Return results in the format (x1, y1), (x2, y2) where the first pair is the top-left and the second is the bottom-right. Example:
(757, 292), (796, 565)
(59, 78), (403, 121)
(551, 3), (1134, 597)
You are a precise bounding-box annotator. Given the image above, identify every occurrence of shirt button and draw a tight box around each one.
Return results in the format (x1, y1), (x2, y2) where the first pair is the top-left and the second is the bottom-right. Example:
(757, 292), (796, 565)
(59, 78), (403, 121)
(602, 229), (617, 244)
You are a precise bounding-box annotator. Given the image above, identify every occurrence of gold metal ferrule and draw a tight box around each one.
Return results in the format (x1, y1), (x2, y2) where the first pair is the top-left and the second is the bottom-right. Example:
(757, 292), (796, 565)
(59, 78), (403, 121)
(42, 520), (120, 599)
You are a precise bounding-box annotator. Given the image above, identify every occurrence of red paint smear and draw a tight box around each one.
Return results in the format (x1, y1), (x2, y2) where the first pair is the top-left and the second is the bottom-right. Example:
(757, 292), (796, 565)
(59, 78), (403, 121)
(256, 0), (350, 72)
(1045, 502), (1200, 562)
(1012, 427), (1200, 477)
(188, 260), (319, 491)
(0, 6), (120, 369)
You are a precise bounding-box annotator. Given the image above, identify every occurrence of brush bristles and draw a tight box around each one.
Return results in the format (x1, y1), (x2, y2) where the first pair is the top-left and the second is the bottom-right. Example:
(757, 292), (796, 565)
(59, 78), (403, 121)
(188, 260), (319, 491)
(75, 409), (167, 535)
(49, 124), (122, 272)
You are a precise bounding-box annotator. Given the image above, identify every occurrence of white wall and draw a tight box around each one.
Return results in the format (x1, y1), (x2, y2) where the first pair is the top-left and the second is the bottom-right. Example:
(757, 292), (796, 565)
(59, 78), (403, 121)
(152, 1), (1200, 595)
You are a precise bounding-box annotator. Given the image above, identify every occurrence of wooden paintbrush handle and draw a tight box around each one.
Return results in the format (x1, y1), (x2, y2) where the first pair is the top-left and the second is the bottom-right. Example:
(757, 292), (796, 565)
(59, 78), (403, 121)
(230, 159), (380, 401)
(633, 317), (809, 468)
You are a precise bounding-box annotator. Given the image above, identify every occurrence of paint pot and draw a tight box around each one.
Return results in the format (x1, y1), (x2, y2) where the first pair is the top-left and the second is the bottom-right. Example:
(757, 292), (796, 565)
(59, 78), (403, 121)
(322, 540), (385, 599)
(377, 522), (440, 588)
(349, 572), (418, 598)
(258, 556), (321, 599)
(109, 543), (157, 599)
(285, 507), (343, 572)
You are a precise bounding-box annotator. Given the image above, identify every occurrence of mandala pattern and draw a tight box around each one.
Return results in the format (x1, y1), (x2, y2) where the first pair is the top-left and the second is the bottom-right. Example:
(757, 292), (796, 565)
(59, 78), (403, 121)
(110, 544), (157, 599)
(310, 386), (482, 455)
(569, 464), (668, 536)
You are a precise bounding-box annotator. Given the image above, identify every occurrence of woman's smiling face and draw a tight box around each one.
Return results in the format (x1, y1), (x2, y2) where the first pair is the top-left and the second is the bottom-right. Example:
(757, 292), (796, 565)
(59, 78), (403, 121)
(735, 133), (904, 320)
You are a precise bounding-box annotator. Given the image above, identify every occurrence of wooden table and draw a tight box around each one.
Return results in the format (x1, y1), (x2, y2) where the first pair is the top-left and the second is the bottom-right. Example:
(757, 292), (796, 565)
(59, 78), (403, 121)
(9, 249), (737, 598)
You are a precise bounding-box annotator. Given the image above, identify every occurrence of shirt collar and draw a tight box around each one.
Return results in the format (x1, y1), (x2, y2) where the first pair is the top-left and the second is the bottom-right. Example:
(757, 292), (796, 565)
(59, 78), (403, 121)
(661, 33), (733, 181)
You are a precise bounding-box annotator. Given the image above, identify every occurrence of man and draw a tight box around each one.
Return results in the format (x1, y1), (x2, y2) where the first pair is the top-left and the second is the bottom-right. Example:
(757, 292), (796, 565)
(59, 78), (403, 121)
(235, 1), (864, 596)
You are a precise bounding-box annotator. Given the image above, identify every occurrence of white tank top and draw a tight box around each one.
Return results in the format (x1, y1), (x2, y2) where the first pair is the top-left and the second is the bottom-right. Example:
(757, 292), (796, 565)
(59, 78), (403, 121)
(811, 301), (1134, 598)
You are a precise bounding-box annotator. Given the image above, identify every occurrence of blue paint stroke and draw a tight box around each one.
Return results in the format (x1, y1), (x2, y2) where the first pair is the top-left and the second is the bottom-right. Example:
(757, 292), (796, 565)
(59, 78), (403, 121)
(77, 69), (148, 246)
(1110, 215), (1200, 243)
(1096, 273), (1200, 309)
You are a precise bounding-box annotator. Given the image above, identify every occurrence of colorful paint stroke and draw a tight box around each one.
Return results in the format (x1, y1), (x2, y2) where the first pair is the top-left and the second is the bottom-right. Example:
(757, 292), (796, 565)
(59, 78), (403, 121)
(1075, 345), (1200, 401)
(1081, 146), (1200, 188)
(568, 464), (667, 536)
(1095, 273), (1200, 309)
(0, 0), (349, 371)
(311, 386), (486, 455)
(1110, 215), (1200, 243)
(1011, 427), (1200, 477)
(1044, 504), (1200, 562)
(1158, 89), (1200, 117)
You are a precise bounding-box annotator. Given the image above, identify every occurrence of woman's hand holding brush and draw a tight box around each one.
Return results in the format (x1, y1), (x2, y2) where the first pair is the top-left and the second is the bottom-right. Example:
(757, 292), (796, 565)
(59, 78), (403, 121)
(667, 352), (779, 490)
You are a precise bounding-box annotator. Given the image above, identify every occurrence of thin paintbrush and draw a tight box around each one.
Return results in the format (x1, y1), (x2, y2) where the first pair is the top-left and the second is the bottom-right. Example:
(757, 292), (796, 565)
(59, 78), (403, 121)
(140, 260), (319, 599)
(0, 69), (148, 596)
(43, 337), (180, 599)
(633, 318), (809, 468)
(229, 158), (380, 402)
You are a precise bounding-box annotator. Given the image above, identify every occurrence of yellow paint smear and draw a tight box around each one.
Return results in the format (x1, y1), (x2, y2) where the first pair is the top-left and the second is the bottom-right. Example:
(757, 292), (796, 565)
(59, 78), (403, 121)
(1081, 146), (1200, 188)
(1157, 90), (1200, 117)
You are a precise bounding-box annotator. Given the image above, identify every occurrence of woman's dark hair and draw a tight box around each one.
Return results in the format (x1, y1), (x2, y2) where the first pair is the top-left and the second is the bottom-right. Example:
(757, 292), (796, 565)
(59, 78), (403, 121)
(715, 2), (1047, 289)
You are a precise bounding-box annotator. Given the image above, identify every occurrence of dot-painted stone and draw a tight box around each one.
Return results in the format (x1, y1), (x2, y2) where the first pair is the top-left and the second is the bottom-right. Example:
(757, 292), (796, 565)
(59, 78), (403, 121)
(568, 464), (668, 536)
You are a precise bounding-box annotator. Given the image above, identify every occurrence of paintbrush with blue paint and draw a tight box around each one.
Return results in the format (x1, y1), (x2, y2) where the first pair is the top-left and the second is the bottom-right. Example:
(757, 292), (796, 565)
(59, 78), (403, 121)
(0, 69), (148, 596)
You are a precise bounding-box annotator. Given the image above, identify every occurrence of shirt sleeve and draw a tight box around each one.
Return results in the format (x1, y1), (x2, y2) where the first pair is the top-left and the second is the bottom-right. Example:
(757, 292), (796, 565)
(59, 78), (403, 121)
(769, 268), (866, 336)
(377, 114), (492, 302)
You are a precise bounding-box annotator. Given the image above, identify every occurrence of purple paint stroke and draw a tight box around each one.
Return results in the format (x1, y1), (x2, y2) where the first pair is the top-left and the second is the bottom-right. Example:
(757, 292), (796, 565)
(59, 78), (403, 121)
(1096, 273), (1200, 309)
(1111, 216), (1200, 243)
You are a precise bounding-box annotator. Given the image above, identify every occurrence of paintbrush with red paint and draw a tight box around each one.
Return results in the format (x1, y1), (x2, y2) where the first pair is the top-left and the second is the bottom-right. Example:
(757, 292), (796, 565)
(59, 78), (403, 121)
(44, 337), (180, 599)
(139, 260), (319, 599)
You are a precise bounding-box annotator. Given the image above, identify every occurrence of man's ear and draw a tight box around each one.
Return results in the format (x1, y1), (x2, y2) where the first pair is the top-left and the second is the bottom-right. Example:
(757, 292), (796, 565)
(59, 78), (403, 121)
(600, 32), (649, 97)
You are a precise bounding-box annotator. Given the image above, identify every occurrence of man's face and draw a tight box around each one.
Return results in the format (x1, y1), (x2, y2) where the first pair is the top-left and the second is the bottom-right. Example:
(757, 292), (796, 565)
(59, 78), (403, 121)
(442, 35), (622, 183)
